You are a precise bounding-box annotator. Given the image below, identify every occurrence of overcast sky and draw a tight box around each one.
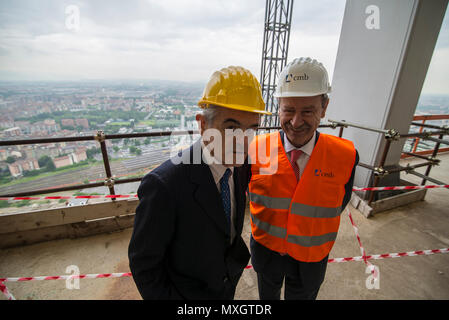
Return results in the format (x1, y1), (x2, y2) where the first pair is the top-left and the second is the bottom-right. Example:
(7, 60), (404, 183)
(0, 0), (448, 94)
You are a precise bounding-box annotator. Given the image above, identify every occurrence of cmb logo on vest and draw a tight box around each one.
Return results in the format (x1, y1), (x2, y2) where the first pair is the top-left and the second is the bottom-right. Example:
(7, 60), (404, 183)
(314, 169), (334, 178)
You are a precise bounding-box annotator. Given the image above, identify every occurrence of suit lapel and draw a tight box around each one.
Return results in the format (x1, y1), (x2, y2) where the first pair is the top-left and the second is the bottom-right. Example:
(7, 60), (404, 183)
(188, 141), (229, 237)
(232, 167), (245, 236)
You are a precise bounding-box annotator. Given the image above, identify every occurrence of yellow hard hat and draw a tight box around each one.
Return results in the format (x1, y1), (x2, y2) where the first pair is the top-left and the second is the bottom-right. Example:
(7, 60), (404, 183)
(198, 66), (271, 115)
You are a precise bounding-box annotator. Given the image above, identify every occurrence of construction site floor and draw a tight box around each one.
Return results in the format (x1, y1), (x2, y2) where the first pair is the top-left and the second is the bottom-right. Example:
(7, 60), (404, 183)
(1, 152), (448, 300)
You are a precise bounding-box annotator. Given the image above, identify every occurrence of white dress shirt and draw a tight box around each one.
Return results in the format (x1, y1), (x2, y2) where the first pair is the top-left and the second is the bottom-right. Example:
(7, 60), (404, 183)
(201, 143), (236, 244)
(283, 131), (316, 179)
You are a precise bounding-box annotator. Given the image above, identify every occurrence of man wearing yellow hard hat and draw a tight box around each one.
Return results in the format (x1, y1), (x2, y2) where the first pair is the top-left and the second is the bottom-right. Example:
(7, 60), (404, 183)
(248, 57), (359, 300)
(129, 66), (270, 299)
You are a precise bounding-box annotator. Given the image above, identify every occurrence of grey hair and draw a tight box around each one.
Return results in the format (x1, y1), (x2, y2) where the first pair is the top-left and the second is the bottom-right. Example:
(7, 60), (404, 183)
(201, 104), (220, 125)
(277, 93), (329, 110)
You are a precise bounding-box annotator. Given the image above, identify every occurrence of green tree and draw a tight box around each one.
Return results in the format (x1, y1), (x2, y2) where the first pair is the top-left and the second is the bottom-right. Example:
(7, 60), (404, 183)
(38, 155), (55, 172)
(0, 200), (10, 208)
(5, 156), (15, 164)
(23, 169), (40, 177)
(45, 161), (56, 171)
(86, 147), (100, 159)
(38, 155), (52, 168)
(14, 200), (30, 207)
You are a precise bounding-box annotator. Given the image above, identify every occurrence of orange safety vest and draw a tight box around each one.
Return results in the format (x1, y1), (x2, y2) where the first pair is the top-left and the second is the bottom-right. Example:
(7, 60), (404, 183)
(248, 131), (356, 262)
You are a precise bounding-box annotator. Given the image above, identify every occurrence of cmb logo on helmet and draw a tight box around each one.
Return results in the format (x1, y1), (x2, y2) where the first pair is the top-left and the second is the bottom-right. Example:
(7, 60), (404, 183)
(285, 73), (309, 83)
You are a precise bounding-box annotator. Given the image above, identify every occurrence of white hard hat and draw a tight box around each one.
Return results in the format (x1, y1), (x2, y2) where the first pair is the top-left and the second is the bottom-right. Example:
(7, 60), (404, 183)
(274, 57), (331, 98)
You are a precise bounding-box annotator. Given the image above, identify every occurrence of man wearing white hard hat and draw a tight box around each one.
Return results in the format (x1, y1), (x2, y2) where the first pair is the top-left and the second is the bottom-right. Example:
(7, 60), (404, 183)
(248, 57), (359, 300)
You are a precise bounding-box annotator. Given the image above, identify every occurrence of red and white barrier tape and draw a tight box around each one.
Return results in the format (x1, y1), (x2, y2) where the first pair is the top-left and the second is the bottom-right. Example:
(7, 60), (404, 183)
(1, 185), (448, 299)
(328, 248), (449, 263)
(2, 248), (448, 300)
(3, 248), (448, 284)
(0, 272), (132, 283)
(0, 281), (15, 300)
(0, 195), (138, 201)
(346, 208), (378, 279)
(1, 184), (447, 201)
(352, 184), (449, 192)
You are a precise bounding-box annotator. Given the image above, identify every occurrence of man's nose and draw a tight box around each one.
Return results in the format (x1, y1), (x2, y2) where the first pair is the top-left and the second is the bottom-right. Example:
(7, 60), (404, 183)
(290, 112), (304, 128)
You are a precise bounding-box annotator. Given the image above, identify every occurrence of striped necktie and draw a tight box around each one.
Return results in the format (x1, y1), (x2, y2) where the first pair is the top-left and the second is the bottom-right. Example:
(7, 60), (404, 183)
(290, 149), (302, 181)
(220, 168), (232, 231)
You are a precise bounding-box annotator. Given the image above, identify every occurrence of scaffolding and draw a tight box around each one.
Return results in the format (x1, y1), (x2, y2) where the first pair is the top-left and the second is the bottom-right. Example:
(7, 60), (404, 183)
(260, 0), (294, 127)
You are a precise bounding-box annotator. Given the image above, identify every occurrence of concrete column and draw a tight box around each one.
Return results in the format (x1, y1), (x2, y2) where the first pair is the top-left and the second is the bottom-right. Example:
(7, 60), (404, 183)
(323, 0), (448, 190)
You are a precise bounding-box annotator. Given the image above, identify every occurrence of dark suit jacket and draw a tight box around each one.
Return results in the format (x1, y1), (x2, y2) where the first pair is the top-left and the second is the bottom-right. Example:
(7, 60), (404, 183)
(250, 131), (359, 276)
(128, 140), (251, 300)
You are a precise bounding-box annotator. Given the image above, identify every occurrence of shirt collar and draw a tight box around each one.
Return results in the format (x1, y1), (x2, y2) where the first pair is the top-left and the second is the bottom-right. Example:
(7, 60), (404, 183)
(201, 139), (234, 183)
(283, 131), (316, 157)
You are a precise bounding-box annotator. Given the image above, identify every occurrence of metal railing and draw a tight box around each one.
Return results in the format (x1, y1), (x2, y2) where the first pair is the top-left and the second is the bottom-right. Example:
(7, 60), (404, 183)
(1, 116), (448, 205)
(0, 122), (350, 199)
(0, 130), (197, 198)
(403, 114), (449, 157)
(328, 115), (449, 205)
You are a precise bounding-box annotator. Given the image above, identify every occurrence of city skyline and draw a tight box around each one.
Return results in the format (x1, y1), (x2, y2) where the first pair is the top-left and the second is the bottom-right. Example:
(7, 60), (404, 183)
(1, 1), (448, 94)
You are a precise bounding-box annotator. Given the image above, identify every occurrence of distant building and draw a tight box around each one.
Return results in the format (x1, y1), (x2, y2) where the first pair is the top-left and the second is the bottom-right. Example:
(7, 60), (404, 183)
(43, 119), (56, 126)
(8, 159), (40, 177)
(118, 127), (128, 134)
(23, 146), (36, 159)
(0, 149), (9, 161)
(61, 119), (75, 127)
(14, 121), (31, 134)
(0, 116), (14, 129)
(72, 148), (87, 163)
(75, 118), (89, 129)
(10, 150), (22, 158)
(53, 148), (87, 168)
(26, 120), (60, 135)
(69, 104), (86, 112)
(53, 155), (72, 168)
(8, 164), (21, 177)
(3, 127), (22, 137)
(61, 118), (89, 129)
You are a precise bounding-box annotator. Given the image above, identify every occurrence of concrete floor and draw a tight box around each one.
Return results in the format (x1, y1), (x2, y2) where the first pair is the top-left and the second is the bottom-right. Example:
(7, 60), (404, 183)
(0, 153), (448, 300)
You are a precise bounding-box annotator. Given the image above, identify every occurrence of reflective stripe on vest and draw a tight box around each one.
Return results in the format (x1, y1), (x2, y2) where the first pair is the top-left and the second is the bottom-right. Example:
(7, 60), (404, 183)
(248, 192), (291, 210)
(291, 203), (341, 218)
(251, 213), (338, 247)
(250, 213), (286, 239)
(249, 192), (342, 218)
(287, 233), (337, 248)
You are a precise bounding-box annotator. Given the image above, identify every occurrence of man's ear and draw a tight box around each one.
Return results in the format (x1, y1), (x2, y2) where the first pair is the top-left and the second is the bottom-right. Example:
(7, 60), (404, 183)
(196, 113), (206, 135)
(321, 98), (329, 118)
